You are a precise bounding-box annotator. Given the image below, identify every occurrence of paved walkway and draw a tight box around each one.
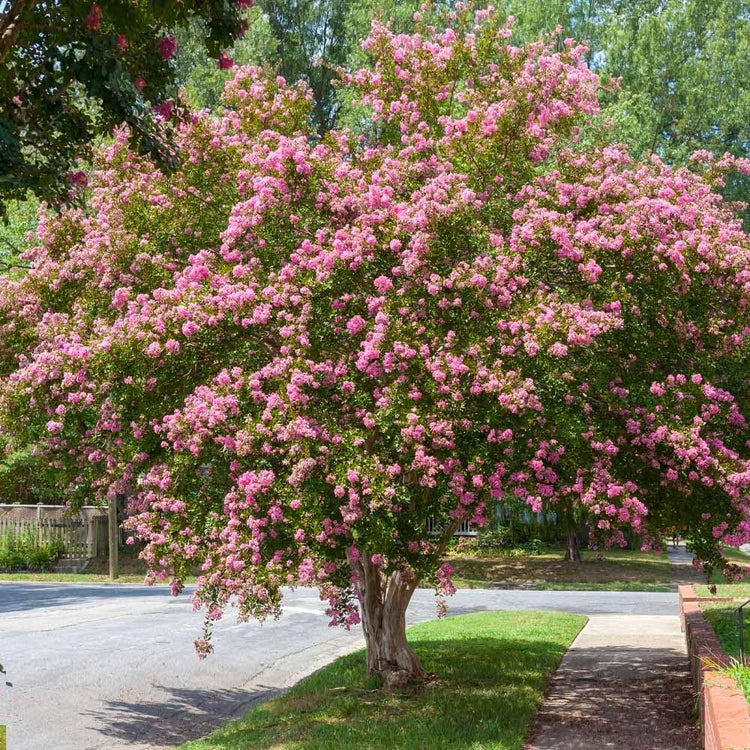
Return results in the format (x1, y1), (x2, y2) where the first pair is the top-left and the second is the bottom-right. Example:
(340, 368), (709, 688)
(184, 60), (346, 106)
(666, 542), (702, 584)
(526, 615), (699, 749)
(526, 546), (700, 749)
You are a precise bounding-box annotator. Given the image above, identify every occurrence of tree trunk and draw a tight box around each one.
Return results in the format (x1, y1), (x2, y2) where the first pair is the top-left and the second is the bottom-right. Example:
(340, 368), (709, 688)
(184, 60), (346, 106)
(353, 556), (426, 687)
(565, 529), (582, 561)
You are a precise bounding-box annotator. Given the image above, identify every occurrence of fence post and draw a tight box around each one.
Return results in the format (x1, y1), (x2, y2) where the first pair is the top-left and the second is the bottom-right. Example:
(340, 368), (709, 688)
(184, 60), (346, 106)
(108, 495), (120, 581)
(36, 502), (43, 546)
(86, 515), (95, 559)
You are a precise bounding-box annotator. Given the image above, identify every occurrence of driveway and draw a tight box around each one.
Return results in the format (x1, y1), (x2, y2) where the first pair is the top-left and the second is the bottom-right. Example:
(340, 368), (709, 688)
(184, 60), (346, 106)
(0, 583), (678, 750)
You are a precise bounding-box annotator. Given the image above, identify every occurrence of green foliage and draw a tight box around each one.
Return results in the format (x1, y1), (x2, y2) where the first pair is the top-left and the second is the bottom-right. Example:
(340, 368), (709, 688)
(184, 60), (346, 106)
(6, 0), (744, 217)
(176, 8), (279, 112)
(723, 661), (750, 704)
(177, 0), (427, 129)
(0, 529), (64, 572)
(0, 446), (60, 504)
(0, 0), (249, 216)
(472, 530), (549, 555)
(0, 193), (37, 276)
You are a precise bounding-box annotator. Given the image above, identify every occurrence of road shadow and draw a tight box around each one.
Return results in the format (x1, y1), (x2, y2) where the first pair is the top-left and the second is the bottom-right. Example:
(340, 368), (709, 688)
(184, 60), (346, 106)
(0, 583), (187, 614)
(83, 683), (281, 747)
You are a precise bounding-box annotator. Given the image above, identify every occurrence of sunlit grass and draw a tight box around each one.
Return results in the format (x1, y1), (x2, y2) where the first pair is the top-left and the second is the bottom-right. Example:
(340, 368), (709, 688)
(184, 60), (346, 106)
(181, 610), (586, 750)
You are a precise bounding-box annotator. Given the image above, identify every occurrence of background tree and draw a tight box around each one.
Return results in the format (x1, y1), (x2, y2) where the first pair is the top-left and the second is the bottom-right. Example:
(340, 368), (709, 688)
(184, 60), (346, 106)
(507, 0), (750, 211)
(0, 0), (251, 217)
(175, 5), (279, 112)
(0, 7), (747, 682)
(0, 195), (35, 274)
(177, 0), (424, 130)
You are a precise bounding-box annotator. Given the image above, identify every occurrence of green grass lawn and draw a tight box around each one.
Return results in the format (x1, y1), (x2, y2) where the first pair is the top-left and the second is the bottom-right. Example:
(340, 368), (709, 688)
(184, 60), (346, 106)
(700, 599), (750, 704)
(700, 602), (748, 658)
(0, 549), (178, 584)
(180, 610), (586, 750)
(1, 545), (675, 590)
(0, 572), (157, 583)
(447, 546), (673, 592)
(722, 546), (750, 565)
(694, 583), (750, 597)
(692, 546), (750, 596)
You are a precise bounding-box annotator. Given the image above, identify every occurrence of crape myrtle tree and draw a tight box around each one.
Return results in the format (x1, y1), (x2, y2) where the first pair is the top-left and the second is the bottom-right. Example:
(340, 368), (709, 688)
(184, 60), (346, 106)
(0, 4), (749, 682)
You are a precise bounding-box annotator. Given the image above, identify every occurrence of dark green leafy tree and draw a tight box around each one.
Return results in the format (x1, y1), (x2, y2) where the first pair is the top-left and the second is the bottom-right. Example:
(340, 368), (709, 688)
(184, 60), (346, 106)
(0, 0), (251, 217)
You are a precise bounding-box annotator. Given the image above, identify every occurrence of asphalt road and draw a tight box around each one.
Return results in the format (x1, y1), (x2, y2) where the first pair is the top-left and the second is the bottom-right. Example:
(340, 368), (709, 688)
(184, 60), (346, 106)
(0, 583), (679, 750)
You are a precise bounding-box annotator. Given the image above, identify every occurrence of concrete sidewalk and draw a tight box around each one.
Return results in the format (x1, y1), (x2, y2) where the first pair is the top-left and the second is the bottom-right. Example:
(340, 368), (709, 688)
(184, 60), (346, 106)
(526, 615), (699, 749)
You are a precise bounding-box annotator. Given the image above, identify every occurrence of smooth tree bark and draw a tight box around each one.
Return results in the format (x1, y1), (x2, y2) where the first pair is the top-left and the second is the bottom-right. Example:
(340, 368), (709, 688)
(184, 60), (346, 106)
(564, 529), (582, 561)
(351, 555), (425, 686)
(564, 510), (583, 562)
(0, 0), (36, 64)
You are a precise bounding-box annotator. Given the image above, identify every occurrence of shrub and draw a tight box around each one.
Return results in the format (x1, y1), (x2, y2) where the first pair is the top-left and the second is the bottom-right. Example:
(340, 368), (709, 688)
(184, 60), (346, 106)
(0, 528), (65, 572)
(477, 528), (514, 552)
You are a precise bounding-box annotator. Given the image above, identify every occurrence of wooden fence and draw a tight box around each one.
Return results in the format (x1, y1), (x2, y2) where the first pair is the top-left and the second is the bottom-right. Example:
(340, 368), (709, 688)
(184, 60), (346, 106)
(0, 515), (108, 559)
(426, 517), (477, 537)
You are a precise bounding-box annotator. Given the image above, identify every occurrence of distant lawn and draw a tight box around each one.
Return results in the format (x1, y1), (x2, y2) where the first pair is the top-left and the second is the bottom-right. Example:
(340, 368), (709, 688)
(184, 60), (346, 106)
(180, 610), (586, 750)
(722, 546), (750, 565)
(692, 547), (750, 595)
(0, 549), (196, 584)
(695, 583), (750, 598)
(0, 572), (149, 583)
(447, 546), (673, 591)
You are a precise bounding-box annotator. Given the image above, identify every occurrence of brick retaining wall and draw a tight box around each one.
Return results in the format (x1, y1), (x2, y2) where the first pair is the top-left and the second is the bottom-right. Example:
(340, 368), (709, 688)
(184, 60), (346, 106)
(678, 585), (750, 749)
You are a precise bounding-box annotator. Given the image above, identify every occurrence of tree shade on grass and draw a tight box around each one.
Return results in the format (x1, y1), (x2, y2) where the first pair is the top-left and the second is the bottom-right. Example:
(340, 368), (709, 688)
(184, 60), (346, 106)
(449, 547), (673, 591)
(179, 610), (586, 750)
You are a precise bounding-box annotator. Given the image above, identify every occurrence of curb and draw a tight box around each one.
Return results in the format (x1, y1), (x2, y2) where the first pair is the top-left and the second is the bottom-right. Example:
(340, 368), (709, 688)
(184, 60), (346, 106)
(678, 585), (750, 749)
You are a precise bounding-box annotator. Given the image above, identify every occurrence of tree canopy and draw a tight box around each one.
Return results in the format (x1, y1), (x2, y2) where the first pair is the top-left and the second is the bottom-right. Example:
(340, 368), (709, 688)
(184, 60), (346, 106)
(3, 0), (746, 218)
(0, 0), (251, 216)
(0, 6), (747, 679)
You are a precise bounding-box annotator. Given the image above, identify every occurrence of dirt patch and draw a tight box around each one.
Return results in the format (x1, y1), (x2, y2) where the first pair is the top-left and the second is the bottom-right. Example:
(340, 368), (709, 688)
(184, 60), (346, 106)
(84, 551), (147, 577)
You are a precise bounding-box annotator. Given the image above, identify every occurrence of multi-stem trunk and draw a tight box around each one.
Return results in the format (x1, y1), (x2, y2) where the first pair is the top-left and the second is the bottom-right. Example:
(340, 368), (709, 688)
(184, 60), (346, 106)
(352, 555), (426, 687)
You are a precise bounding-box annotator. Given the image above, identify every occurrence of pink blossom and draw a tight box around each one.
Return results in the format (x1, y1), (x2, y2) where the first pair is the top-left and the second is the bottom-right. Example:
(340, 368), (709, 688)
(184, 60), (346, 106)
(151, 101), (174, 120)
(218, 51), (234, 70)
(156, 36), (177, 61)
(84, 3), (102, 32)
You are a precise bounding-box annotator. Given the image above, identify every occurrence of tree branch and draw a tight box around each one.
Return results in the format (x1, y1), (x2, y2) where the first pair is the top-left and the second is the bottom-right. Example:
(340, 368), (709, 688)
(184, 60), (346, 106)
(0, 0), (36, 65)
